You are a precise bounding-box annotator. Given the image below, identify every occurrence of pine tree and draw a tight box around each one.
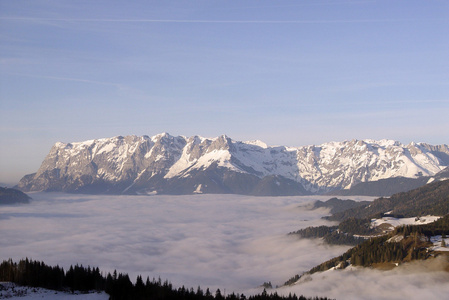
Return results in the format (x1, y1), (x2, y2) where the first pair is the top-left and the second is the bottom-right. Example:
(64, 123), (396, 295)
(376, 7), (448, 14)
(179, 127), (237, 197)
(196, 286), (204, 297)
(205, 288), (212, 298)
(215, 288), (224, 300)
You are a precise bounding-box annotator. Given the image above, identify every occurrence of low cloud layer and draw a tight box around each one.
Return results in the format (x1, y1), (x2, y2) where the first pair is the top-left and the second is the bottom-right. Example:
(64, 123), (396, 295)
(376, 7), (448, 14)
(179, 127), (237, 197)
(277, 256), (449, 300)
(1, 193), (447, 299)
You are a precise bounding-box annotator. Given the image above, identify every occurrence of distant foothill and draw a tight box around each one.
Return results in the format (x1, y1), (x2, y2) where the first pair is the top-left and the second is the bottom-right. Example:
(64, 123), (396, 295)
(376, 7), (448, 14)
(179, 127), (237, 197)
(0, 187), (31, 205)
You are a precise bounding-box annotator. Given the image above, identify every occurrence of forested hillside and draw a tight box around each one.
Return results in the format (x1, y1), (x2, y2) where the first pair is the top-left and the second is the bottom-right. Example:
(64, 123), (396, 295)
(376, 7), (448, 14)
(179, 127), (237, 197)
(289, 223), (368, 246)
(285, 215), (449, 286)
(310, 198), (370, 214)
(328, 179), (449, 222)
(329, 176), (430, 197)
(290, 180), (449, 247)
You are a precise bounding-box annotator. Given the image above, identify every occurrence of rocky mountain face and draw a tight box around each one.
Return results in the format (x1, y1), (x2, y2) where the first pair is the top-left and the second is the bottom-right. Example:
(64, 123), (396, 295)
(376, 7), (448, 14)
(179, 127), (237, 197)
(16, 133), (449, 196)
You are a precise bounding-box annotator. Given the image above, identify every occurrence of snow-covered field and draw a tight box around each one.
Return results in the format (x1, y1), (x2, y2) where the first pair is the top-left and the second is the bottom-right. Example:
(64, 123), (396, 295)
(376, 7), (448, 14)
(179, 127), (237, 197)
(0, 282), (108, 299)
(371, 215), (441, 231)
(1, 193), (449, 299)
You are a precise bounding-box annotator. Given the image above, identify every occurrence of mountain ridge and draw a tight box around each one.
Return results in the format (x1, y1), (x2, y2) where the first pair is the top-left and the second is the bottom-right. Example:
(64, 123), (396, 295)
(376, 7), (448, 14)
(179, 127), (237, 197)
(284, 179), (449, 286)
(16, 133), (449, 195)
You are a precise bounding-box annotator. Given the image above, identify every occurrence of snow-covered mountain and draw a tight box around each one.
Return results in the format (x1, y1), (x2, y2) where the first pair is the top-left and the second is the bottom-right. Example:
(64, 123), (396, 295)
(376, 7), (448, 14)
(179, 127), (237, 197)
(16, 133), (449, 195)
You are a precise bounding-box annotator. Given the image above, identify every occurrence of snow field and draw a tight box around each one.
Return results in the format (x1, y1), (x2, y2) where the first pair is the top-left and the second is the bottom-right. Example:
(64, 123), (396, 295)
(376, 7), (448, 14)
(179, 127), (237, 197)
(0, 282), (108, 300)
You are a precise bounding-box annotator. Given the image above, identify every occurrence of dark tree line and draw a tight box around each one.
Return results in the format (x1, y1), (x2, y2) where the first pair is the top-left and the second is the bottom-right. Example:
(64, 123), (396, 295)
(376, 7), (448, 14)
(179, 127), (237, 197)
(328, 179), (449, 222)
(289, 226), (337, 238)
(0, 258), (63, 290)
(289, 220), (370, 246)
(311, 198), (371, 214)
(337, 218), (374, 236)
(0, 258), (333, 300)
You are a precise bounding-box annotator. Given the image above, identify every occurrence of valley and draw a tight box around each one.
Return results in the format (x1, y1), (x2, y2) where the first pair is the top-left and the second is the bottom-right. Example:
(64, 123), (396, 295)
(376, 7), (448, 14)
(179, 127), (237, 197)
(1, 190), (448, 299)
(0, 193), (352, 295)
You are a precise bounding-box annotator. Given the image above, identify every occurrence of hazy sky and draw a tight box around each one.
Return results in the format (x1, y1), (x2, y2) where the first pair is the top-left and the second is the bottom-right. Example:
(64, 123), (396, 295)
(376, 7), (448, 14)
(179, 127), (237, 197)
(1, 1), (448, 183)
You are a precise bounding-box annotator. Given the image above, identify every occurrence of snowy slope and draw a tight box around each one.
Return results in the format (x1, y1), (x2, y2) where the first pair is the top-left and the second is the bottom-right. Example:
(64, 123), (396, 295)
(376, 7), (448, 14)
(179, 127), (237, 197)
(0, 282), (108, 299)
(372, 215), (441, 231)
(17, 134), (449, 195)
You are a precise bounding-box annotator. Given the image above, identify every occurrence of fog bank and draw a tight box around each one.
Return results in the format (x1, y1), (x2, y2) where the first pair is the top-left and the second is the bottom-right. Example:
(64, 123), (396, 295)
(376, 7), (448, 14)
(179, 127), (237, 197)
(3, 193), (447, 299)
(0, 193), (348, 293)
(277, 256), (449, 300)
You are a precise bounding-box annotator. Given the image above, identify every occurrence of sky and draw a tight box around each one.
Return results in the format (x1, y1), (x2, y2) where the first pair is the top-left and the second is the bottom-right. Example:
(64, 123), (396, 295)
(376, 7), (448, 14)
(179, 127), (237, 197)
(0, 0), (448, 184)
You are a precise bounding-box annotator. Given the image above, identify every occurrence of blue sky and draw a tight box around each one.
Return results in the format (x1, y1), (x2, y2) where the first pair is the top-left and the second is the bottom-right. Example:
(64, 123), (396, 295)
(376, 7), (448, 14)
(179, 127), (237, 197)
(1, 0), (448, 184)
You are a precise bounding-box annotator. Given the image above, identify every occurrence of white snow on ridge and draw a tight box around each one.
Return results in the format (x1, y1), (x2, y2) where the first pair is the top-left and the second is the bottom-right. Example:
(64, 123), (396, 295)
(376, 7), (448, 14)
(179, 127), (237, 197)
(244, 140), (269, 148)
(164, 146), (194, 178)
(96, 143), (116, 155)
(231, 143), (298, 180)
(371, 215), (441, 229)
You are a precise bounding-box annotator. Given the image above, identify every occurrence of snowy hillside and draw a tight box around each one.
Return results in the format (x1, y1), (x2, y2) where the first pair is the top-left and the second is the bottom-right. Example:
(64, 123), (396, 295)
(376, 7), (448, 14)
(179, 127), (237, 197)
(16, 134), (449, 195)
(0, 282), (108, 299)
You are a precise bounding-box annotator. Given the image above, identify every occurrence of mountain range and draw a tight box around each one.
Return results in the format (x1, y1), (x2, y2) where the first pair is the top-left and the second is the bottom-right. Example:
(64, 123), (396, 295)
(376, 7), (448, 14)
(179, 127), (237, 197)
(16, 133), (449, 195)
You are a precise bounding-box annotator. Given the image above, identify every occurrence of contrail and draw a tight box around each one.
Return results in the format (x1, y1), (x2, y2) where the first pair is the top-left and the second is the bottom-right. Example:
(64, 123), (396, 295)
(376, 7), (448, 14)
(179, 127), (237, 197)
(5, 72), (119, 87)
(0, 17), (427, 24)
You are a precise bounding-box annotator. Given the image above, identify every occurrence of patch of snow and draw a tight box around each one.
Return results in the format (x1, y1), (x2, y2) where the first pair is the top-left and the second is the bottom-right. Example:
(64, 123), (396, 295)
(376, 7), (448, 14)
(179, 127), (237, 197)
(371, 215), (441, 229)
(387, 234), (404, 243)
(151, 132), (169, 142)
(429, 236), (449, 252)
(96, 143), (116, 155)
(136, 190), (158, 195)
(328, 261), (345, 271)
(155, 154), (165, 162)
(164, 146), (195, 179)
(0, 282), (108, 299)
(122, 170), (146, 193)
(427, 177), (436, 184)
(193, 184), (203, 194)
(244, 140), (268, 148)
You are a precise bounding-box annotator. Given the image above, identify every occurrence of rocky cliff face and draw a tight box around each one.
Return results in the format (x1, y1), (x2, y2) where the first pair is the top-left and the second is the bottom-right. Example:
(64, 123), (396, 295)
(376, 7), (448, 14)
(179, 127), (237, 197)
(16, 133), (449, 195)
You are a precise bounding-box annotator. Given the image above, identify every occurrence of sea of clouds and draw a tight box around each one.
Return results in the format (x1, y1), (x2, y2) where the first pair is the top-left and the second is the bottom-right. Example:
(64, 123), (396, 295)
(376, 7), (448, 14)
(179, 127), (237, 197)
(1, 193), (448, 299)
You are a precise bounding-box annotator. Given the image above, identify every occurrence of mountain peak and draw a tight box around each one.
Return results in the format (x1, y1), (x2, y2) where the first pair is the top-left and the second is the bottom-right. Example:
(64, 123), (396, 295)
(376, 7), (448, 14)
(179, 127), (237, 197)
(244, 140), (268, 149)
(151, 132), (172, 141)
